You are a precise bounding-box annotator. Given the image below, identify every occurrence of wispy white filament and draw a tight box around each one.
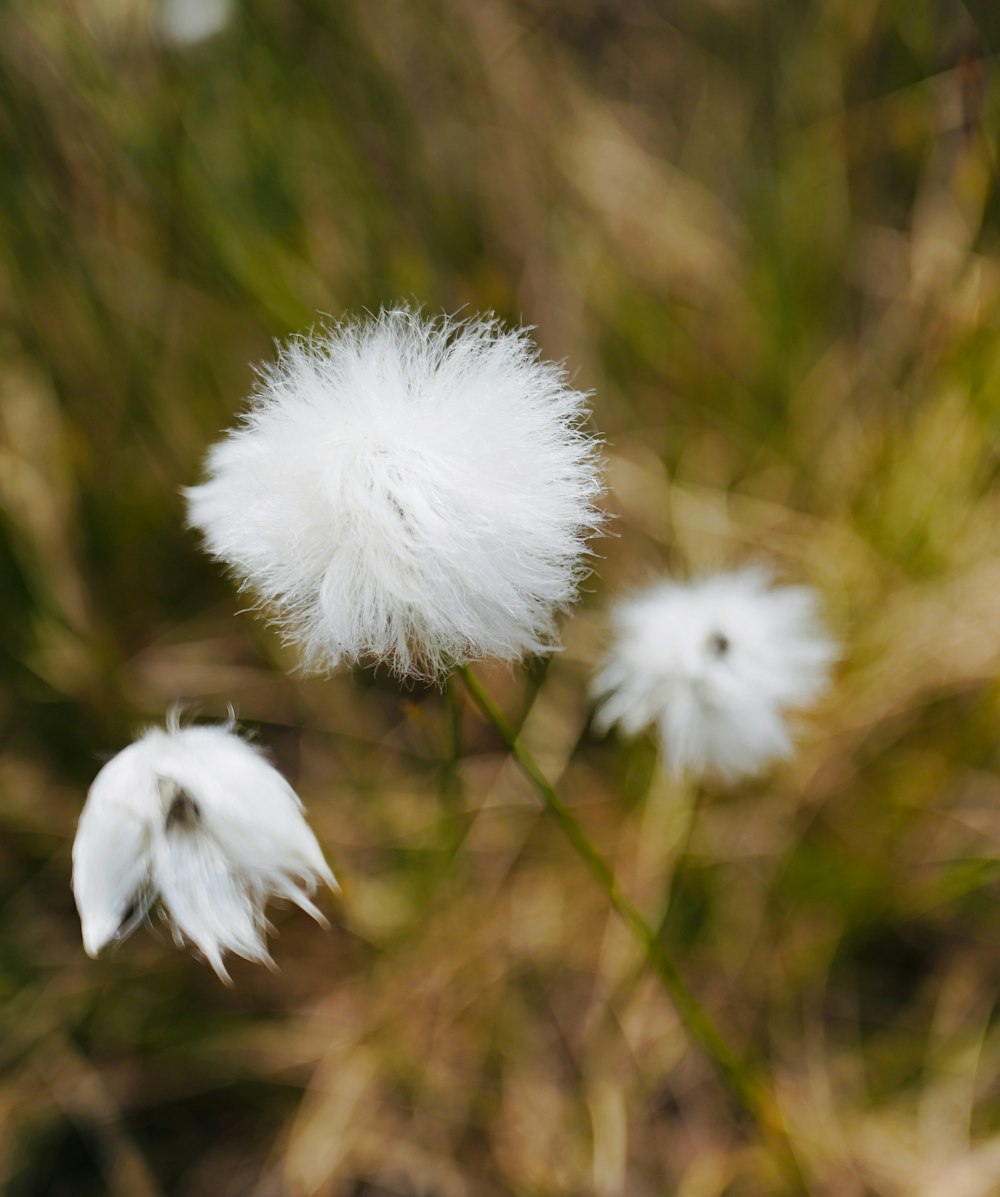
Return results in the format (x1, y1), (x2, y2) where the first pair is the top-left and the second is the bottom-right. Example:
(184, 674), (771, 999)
(592, 569), (837, 780)
(72, 716), (336, 980)
(185, 307), (604, 681)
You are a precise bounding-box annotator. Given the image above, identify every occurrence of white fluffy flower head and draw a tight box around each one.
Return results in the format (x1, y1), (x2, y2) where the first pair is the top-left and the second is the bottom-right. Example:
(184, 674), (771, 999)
(72, 716), (336, 981)
(186, 308), (604, 681)
(592, 569), (837, 780)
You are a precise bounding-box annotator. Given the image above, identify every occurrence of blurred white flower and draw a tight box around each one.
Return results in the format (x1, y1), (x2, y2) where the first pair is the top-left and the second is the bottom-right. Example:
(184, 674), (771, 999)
(591, 569), (837, 780)
(186, 307), (604, 681)
(155, 0), (233, 46)
(72, 716), (336, 981)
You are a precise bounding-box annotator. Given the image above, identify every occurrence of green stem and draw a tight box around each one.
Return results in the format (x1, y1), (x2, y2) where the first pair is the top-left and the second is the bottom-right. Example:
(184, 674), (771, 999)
(439, 672), (464, 811)
(458, 664), (804, 1187)
(657, 779), (703, 932)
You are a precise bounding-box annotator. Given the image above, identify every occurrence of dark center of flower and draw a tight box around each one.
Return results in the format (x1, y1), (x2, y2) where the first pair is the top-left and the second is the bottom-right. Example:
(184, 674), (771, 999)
(164, 788), (201, 832)
(707, 630), (730, 658)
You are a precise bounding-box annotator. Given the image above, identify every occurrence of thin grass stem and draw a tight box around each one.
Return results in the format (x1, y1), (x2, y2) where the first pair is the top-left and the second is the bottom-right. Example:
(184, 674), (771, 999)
(458, 663), (806, 1190)
(439, 671), (465, 810)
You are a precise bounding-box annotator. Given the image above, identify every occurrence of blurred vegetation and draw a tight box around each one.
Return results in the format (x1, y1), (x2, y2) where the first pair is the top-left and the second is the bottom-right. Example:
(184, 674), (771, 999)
(4, 0), (1000, 1193)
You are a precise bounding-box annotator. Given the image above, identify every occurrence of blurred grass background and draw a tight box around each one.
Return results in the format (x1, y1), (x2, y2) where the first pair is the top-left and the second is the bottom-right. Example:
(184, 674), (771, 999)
(4, 0), (1000, 1192)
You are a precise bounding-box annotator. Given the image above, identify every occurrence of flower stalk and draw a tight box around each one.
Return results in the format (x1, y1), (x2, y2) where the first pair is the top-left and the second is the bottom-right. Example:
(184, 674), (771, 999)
(458, 663), (805, 1187)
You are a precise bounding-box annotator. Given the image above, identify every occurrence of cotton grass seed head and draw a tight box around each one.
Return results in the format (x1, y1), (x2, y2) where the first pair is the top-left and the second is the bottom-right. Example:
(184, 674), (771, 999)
(72, 715), (336, 981)
(185, 308), (604, 681)
(591, 568), (837, 781)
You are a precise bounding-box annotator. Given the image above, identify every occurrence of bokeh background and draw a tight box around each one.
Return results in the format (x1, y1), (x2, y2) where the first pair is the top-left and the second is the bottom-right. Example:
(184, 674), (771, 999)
(4, 1), (1000, 1193)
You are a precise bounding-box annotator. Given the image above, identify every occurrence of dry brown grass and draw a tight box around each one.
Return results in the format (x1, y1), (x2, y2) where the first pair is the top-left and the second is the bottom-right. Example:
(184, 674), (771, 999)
(3, 1), (1000, 1193)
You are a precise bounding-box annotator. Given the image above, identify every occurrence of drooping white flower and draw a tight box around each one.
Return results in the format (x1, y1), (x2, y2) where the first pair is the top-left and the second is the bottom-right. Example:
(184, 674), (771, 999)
(185, 308), (604, 681)
(591, 569), (837, 780)
(72, 716), (336, 981)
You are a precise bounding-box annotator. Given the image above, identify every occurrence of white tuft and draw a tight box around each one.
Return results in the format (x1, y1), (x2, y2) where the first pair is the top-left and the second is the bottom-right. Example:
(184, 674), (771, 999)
(185, 307), (605, 682)
(155, 0), (233, 46)
(72, 719), (337, 981)
(591, 568), (837, 781)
